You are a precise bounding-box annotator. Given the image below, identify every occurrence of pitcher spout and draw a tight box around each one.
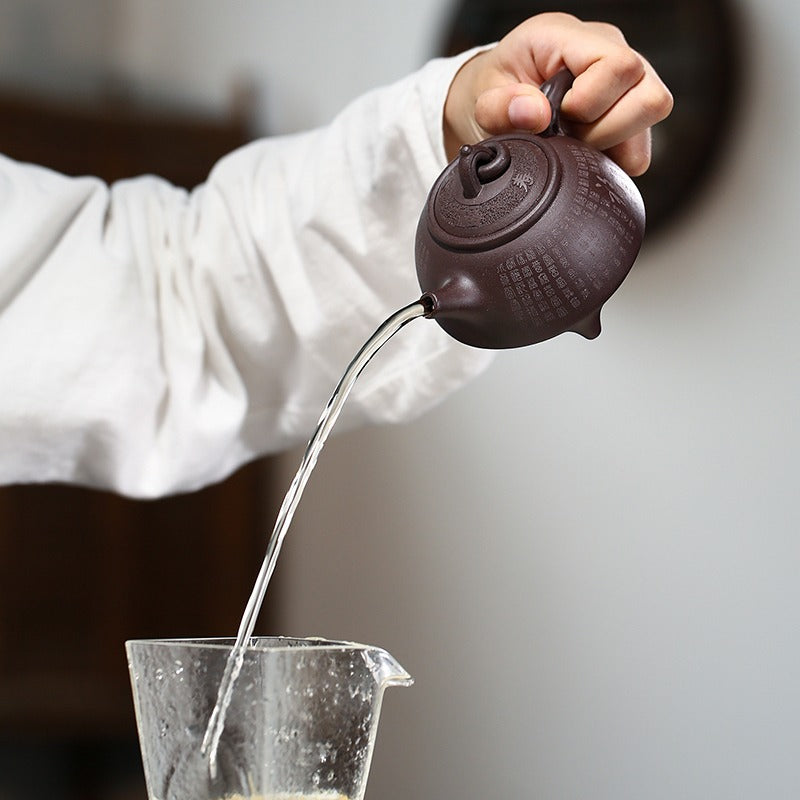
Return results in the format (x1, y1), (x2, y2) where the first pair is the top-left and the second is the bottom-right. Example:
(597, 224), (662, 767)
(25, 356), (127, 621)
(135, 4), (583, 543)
(362, 646), (413, 689)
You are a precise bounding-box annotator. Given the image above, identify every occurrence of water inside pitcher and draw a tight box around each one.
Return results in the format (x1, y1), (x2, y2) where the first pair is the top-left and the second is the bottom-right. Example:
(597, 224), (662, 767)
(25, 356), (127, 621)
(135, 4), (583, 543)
(126, 637), (412, 800)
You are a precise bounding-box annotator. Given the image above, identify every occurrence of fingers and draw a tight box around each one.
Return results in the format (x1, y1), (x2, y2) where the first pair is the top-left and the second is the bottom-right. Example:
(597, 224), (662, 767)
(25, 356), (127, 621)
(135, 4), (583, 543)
(477, 14), (670, 173)
(471, 58), (669, 177)
(474, 84), (552, 136)
(558, 43), (648, 124)
(602, 130), (652, 177)
(443, 13), (673, 172)
(562, 55), (673, 157)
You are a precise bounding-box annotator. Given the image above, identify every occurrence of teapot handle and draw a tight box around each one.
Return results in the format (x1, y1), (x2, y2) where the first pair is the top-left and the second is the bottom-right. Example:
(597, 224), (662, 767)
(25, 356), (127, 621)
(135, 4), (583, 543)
(540, 68), (575, 137)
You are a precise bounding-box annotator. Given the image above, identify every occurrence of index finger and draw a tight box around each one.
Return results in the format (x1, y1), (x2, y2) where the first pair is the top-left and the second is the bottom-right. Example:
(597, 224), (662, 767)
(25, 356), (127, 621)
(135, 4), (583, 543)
(560, 46), (648, 124)
(563, 56), (673, 151)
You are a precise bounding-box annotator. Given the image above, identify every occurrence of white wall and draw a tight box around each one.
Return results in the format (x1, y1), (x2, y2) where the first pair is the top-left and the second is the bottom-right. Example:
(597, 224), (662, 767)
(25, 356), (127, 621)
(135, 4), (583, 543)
(111, 0), (457, 134)
(267, 3), (800, 800)
(3, 1), (797, 798)
(0, 0), (117, 96)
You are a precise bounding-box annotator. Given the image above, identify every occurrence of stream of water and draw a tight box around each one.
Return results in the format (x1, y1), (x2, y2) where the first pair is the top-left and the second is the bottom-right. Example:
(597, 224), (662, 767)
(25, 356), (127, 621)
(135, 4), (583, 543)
(201, 300), (428, 774)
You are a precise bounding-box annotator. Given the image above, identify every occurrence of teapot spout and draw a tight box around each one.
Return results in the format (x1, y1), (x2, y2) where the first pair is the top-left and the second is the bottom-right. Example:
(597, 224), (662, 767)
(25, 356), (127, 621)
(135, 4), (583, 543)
(419, 272), (483, 319)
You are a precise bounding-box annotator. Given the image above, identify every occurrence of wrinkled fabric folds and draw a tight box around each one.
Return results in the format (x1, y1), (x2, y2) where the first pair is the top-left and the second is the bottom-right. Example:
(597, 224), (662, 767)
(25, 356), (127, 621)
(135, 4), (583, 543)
(0, 52), (492, 498)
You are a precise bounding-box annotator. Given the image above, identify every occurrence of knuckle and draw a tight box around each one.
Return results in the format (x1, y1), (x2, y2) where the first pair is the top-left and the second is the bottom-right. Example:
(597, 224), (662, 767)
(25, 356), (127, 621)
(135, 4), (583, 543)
(626, 150), (651, 177)
(648, 85), (675, 122)
(636, 81), (674, 125)
(536, 11), (580, 27)
(611, 49), (647, 85)
(517, 11), (578, 38)
(592, 21), (627, 44)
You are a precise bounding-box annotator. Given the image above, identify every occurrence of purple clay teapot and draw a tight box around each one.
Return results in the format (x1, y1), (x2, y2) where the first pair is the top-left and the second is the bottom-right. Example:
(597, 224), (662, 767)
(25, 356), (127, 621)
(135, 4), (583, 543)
(415, 69), (645, 349)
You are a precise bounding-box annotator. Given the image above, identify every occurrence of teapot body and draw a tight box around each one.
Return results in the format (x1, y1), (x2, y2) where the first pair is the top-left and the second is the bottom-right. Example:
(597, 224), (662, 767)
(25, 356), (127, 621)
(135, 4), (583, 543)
(415, 130), (645, 349)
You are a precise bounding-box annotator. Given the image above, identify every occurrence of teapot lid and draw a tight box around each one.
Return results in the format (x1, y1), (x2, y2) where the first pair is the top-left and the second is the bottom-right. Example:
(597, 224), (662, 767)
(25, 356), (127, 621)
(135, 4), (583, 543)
(426, 134), (561, 252)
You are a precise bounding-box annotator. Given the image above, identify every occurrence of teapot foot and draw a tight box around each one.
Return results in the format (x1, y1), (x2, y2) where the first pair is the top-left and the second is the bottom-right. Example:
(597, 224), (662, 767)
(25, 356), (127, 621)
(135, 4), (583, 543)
(571, 311), (602, 340)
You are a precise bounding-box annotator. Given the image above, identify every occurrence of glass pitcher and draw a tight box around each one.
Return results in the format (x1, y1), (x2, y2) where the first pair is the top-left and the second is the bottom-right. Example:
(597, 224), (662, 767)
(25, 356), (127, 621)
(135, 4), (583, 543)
(126, 637), (412, 800)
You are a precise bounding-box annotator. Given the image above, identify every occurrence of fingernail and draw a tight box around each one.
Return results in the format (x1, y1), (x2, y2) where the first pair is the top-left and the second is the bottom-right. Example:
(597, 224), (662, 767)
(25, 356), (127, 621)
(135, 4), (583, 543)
(508, 95), (536, 129)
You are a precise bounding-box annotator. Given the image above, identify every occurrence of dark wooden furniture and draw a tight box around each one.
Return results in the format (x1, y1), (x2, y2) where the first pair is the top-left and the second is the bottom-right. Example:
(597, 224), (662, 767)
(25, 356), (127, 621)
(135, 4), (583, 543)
(0, 87), (278, 799)
(0, 85), (254, 187)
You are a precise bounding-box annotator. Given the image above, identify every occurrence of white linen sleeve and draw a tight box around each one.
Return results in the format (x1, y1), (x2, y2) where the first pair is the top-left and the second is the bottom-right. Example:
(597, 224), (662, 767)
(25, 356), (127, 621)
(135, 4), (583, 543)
(0, 51), (493, 497)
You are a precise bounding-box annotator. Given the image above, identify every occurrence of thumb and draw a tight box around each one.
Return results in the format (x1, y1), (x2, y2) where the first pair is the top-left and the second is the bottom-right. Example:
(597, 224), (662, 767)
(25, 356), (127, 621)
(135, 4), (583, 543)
(475, 84), (553, 136)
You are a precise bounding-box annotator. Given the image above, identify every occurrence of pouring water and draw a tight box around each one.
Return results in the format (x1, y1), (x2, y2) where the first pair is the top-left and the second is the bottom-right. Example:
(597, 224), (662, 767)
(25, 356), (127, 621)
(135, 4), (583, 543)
(203, 67), (646, 777)
(201, 300), (428, 775)
(127, 67), (647, 799)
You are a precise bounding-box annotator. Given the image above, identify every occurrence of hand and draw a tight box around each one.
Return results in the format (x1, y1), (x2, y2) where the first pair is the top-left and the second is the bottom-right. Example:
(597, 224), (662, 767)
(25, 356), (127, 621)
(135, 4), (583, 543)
(443, 12), (673, 176)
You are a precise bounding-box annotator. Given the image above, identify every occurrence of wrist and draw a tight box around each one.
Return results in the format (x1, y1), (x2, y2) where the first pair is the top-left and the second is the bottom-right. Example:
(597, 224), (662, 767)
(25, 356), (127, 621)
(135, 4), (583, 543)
(443, 49), (491, 161)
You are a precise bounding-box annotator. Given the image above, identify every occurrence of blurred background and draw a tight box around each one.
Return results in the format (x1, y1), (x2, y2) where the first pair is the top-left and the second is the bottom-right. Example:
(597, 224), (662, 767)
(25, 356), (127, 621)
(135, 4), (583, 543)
(0, 1), (798, 799)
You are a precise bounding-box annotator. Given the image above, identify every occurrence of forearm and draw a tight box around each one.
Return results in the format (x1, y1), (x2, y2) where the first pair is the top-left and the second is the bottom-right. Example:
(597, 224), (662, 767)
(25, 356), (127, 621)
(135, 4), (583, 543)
(0, 51), (492, 498)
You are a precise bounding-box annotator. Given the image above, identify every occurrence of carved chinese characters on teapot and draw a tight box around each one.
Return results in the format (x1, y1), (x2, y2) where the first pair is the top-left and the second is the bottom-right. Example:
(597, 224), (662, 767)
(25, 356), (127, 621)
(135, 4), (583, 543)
(416, 69), (645, 349)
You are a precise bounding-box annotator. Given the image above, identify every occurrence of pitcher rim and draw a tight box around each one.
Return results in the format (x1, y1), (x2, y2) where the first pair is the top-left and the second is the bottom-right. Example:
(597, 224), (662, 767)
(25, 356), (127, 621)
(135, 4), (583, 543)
(125, 635), (389, 654)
